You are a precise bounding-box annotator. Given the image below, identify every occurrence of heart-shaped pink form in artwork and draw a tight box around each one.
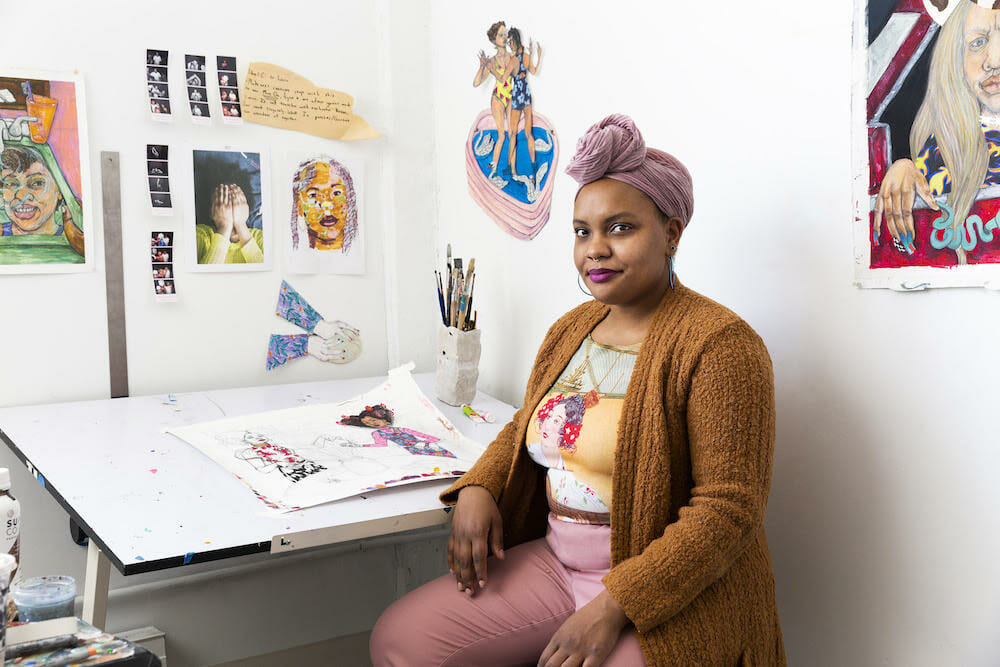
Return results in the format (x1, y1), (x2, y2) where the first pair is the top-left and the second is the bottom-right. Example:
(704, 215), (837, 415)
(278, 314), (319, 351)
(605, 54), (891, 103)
(465, 109), (559, 241)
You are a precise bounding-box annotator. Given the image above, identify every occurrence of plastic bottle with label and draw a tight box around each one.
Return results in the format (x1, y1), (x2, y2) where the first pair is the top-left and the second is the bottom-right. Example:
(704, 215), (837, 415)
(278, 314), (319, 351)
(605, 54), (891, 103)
(0, 470), (20, 586)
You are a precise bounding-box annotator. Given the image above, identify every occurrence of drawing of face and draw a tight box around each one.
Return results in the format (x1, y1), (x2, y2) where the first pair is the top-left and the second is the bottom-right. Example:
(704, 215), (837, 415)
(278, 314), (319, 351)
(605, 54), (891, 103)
(538, 402), (567, 466)
(297, 161), (348, 250)
(361, 415), (391, 428)
(0, 154), (62, 234)
(494, 25), (508, 48)
(965, 5), (1000, 113)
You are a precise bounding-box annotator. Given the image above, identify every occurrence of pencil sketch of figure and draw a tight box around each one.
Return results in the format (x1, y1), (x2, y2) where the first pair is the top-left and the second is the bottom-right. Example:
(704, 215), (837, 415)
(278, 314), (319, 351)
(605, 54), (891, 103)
(232, 430), (325, 483)
(311, 434), (390, 477)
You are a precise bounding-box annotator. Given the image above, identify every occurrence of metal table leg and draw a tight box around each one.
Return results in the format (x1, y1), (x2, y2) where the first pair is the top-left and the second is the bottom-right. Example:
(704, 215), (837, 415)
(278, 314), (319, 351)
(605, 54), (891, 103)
(82, 540), (111, 630)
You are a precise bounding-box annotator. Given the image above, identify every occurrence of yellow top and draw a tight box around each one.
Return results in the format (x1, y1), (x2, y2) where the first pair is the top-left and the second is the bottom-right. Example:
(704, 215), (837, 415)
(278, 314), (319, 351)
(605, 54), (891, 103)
(195, 225), (264, 264)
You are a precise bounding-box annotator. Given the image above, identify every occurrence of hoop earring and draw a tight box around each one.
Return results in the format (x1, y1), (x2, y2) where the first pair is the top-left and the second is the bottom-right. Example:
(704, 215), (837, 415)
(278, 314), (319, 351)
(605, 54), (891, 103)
(668, 255), (676, 290)
(577, 274), (592, 297)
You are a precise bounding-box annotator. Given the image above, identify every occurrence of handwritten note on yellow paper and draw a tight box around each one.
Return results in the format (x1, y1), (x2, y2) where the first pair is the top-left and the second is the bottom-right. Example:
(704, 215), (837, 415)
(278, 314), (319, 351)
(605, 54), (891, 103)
(241, 62), (379, 141)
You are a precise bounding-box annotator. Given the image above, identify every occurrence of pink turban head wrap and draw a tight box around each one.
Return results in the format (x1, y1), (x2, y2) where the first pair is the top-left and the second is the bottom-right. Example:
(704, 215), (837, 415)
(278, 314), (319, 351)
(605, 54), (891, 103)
(565, 114), (694, 228)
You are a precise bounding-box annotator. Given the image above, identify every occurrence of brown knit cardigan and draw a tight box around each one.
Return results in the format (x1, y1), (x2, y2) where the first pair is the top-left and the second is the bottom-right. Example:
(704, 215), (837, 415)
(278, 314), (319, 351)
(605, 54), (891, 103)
(441, 284), (785, 666)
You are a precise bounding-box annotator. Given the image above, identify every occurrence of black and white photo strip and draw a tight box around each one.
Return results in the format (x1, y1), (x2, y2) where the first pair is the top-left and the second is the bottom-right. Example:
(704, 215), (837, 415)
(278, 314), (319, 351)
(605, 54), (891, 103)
(147, 49), (171, 120)
(217, 56), (242, 124)
(151, 232), (177, 302)
(185, 55), (211, 123)
(147, 144), (173, 215)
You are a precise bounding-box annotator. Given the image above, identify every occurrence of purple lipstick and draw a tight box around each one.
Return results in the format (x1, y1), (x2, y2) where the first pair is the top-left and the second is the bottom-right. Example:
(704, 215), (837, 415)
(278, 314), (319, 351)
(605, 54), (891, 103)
(588, 269), (620, 283)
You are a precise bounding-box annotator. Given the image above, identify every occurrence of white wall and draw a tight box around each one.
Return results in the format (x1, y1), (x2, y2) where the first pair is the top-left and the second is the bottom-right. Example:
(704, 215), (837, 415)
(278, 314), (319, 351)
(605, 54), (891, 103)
(4, 1), (1000, 665)
(0, 0), (443, 665)
(427, 1), (1000, 665)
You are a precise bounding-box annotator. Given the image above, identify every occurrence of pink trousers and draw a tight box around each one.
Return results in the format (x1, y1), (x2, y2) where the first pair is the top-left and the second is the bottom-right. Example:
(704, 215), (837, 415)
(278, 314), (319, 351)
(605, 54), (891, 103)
(370, 515), (645, 666)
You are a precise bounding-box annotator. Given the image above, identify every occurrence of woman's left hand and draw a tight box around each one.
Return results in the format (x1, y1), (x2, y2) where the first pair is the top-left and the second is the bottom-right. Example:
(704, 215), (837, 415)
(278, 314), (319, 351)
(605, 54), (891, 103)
(537, 590), (629, 667)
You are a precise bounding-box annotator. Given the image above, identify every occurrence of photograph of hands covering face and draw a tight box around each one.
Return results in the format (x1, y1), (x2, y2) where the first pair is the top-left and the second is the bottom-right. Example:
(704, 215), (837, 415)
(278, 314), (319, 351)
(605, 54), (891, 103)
(192, 149), (264, 264)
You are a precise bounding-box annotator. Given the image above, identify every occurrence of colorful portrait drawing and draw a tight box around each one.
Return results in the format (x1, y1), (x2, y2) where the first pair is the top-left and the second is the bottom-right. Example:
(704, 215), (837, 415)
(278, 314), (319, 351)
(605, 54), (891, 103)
(528, 391), (599, 468)
(287, 154), (365, 275)
(0, 72), (91, 273)
(467, 21), (559, 241)
(855, 0), (1000, 288)
(338, 404), (457, 459)
(186, 147), (271, 272)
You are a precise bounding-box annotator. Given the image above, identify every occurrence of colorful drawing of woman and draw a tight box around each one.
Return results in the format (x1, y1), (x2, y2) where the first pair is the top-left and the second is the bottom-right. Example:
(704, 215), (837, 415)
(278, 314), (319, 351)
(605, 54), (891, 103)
(506, 27), (542, 182)
(874, 2), (1000, 263)
(529, 391), (596, 469)
(290, 157), (357, 253)
(0, 144), (84, 255)
(338, 404), (456, 459)
(473, 20), (513, 181)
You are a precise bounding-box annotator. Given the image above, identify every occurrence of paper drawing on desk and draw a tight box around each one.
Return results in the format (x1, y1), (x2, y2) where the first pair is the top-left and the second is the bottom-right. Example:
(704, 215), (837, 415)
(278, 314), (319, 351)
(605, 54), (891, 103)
(0, 69), (93, 274)
(165, 365), (484, 512)
(286, 153), (365, 274)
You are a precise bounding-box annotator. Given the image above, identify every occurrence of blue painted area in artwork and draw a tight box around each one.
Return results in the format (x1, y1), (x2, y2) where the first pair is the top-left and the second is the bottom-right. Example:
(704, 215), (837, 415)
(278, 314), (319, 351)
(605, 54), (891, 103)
(472, 127), (554, 204)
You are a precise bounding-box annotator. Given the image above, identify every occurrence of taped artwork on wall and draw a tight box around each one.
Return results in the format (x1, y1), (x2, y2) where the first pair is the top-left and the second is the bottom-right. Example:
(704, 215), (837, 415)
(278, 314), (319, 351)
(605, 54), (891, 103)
(147, 49), (172, 121)
(185, 55), (211, 124)
(854, 0), (1000, 289)
(184, 146), (271, 272)
(286, 153), (365, 274)
(216, 56), (242, 124)
(0, 69), (92, 274)
(165, 365), (484, 512)
(468, 21), (558, 241)
(266, 279), (361, 369)
(151, 231), (177, 302)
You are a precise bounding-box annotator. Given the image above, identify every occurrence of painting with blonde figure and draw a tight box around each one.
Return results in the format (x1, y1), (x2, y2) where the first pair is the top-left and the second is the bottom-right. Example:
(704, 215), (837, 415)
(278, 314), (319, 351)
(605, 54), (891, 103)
(855, 0), (1000, 288)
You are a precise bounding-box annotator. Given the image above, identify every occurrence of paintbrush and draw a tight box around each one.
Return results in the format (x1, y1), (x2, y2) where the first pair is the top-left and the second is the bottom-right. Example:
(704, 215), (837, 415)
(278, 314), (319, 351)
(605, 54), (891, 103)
(451, 267), (460, 328)
(465, 274), (476, 329)
(435, 271), (447, 325)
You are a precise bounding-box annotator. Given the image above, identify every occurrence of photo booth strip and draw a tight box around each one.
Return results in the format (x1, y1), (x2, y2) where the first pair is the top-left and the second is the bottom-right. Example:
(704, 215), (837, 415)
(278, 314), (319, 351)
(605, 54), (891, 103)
(151, 231), (177, 302)
(146, 49), (172, 121)
(185, 54), (211, 124)
(147, 144), (172, 215)
(216, 55), (242, 124)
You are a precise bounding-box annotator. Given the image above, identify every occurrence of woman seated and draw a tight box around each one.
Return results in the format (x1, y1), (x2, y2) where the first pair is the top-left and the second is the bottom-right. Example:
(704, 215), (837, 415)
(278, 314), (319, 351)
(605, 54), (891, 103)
(370, 115), (784, 666)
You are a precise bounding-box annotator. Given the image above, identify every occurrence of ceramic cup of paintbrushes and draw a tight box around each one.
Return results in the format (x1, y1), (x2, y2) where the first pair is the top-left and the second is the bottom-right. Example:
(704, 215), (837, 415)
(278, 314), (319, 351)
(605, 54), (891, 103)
(435, 325), (481, 406)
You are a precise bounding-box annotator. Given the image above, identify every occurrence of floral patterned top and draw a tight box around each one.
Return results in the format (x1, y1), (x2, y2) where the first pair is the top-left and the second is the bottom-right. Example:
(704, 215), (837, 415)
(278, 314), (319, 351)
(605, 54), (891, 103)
(524, 335), (640, 524)
(914, 124), (1000, 196)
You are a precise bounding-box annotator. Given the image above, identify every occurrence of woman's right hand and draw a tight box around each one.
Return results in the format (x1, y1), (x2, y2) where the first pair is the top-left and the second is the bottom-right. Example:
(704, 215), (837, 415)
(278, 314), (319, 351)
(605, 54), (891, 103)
(447, 485), (504, 596)
(210, 184), (233, 237)
(873, 158), (939, 252)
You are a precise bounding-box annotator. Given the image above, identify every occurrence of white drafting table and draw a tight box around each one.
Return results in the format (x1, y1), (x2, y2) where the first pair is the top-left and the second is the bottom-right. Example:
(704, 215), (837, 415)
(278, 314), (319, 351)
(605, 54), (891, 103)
(0, 372), (514, 629)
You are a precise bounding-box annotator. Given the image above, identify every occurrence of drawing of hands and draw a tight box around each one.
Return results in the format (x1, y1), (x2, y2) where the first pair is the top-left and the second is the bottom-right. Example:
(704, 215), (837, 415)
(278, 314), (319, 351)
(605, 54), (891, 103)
(269, 282), (363, 369)
(307, 334), (360, 364)
(311, 320), (362, 364)
(313, 319), (359, 342)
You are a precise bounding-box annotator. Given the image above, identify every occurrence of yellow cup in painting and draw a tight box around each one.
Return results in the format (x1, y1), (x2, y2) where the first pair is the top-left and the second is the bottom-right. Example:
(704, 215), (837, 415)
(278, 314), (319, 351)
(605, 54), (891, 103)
(26, 96), (57, 144)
